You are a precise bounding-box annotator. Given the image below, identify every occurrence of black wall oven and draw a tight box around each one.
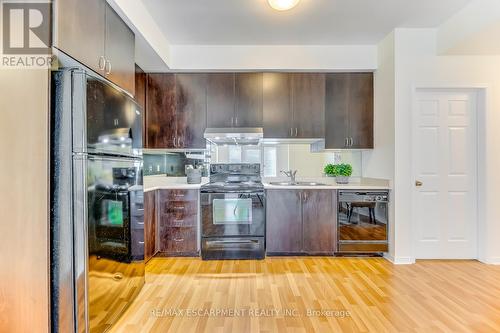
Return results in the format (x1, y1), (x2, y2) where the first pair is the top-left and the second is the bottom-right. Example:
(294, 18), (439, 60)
(337, 190), (389, 254)
(201, 191), (265, 259)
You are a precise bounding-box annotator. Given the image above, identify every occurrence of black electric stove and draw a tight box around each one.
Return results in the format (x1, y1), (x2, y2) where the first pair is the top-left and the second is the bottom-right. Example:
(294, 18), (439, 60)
(200, 164), (265, 260)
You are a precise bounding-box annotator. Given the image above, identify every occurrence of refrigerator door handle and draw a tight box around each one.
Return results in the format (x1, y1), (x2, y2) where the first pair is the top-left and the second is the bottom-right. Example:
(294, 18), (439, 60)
(73, 155), (89, 333)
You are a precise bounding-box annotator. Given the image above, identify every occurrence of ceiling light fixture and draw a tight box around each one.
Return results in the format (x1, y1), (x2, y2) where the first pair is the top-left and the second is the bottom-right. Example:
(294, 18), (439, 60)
(268, 0), (300, 11)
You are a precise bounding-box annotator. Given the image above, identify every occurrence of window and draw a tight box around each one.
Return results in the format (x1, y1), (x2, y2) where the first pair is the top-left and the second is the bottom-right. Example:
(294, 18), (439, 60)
(263, 146), (277, 177)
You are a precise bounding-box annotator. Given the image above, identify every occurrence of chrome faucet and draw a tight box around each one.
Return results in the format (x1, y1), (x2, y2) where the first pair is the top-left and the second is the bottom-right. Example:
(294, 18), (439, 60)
(281, 170), (298, 183)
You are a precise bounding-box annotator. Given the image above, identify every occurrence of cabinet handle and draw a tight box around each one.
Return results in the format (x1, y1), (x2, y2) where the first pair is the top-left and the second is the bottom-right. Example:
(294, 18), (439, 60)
(98, 56), (106, 71)
(235, 117), (238, 126)
(231, 117), (234, 126)
(303, 191), (307, 202)
(290, 128), (293, 137)
(345, 138), (349, 147)
(349, 137), (354, 147)
(105, 60), (111, 75)
(173, 237), (184, 242)
(173, 193), (185, 197)
(295, 128), (298, 137)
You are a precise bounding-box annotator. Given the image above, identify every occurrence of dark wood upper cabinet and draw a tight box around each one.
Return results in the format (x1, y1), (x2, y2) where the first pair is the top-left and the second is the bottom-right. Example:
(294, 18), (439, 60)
(206, 73), (235, 128)
(135, 65), (146, 145)
(263, 73), (292, 138)
(176, 74), (207, 149)
(145, 73), (207, 149)
(142, 71), (372, 148)
(235, 73), (263, 127)
(325, 73), (349, 148)
(144, 190), (157, 262)
(325, 73), (373, 149)
(54, 0), (135, 95)
(263, 73), (324, 139)
(146, 74), (176, 148)
(206, 73), (263, 128)
(54, 0), (105, 73)
(302, 190), (336, 254)
(104, 3), (135, 96)
(266, 190), (302, 253)
(135, 65), (146, 111)
(348, 73), (374, 149)
(291, 73), (325, 138)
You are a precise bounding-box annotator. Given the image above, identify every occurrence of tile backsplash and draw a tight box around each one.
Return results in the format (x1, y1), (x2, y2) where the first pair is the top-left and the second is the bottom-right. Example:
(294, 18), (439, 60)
(209, 143), (362, 178)
(143, 151), (207, 176)
(145, 144), (362, 179)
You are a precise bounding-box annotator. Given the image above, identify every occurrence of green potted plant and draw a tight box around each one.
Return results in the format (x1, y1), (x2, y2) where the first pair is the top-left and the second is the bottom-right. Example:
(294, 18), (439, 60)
(324, 163), (353, 184)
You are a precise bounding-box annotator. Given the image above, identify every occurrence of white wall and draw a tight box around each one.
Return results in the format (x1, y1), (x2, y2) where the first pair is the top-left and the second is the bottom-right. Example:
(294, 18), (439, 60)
(391, 28), (500, 263)
(363, 32), (396, 260)
(169, 45), (377, 71)
(437, 0), (500, 55)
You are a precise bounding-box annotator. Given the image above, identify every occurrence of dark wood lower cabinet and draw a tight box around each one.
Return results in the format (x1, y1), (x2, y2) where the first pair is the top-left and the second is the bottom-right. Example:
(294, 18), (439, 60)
(302, 190), (336, 254)
(266, 190), (302, 253)
(157, 189), (199, 256)
(266, 189), (337, 255)
(144, 190), (157, 262)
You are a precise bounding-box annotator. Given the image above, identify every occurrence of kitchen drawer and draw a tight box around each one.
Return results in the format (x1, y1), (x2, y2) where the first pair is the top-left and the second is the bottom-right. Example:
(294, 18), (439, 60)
(161, 200), (198, 216)
(161, 201), (198, 220)
(131, 229), (144, 258)
(160, 189), (198, 202)
(163, 214), (197, 228)
(161, 227), (197, 253)
(131, 216), (145, 230)
(130, 191), (144, 219)
(201, 237), (264, 260)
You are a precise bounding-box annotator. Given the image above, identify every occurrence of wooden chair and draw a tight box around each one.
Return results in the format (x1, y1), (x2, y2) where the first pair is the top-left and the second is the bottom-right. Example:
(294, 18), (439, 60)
(347, 202), (376, 224)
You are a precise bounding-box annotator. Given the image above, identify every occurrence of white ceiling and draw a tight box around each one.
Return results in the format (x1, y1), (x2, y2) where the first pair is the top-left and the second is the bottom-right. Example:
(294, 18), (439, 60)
(142, 0), (471, 45)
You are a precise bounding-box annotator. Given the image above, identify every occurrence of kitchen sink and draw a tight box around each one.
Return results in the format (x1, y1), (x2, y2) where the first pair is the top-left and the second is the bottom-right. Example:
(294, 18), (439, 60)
(268, 181), (327, 186)
(297, 182), (327, 186)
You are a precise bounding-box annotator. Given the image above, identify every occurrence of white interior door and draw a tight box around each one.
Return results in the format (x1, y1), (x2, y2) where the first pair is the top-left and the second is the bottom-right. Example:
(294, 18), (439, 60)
(413, 89), (477, 259)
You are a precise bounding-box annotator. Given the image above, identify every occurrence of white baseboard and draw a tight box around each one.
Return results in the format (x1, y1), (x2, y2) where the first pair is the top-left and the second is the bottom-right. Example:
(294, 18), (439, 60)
(478, 257), (500, 265)
(383, 254), (415, 265)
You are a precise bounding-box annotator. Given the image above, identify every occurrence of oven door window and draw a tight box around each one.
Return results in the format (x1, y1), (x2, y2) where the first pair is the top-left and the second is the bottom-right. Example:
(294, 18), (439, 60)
(100, 199), (124, 226)
(213, 198), (252, 225)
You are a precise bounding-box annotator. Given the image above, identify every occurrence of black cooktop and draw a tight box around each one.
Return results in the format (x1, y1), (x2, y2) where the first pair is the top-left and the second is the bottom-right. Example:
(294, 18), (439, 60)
(201, 163), (264, 193)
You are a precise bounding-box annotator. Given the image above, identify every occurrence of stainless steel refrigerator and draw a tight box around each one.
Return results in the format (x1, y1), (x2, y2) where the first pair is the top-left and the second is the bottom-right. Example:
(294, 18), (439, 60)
(51, 68), (145, 333)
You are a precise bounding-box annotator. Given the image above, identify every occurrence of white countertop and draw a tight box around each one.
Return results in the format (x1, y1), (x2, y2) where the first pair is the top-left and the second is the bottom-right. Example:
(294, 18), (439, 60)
(143, 175), (209, 192)
(263, 177), (391, 190)
(144, 175), (391, 192)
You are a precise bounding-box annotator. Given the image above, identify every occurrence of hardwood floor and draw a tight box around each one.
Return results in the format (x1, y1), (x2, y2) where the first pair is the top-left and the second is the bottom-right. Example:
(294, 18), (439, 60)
(110, 257), (500, 333)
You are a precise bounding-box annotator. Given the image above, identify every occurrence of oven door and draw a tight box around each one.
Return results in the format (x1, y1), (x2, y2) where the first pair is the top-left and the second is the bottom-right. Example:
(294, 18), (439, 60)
(201, 192), (265, 237)
(337, 194), (389, 253)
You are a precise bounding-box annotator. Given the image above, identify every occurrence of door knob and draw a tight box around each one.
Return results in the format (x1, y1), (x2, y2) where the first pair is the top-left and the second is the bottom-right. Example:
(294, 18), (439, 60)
(415, 181), (423, 187)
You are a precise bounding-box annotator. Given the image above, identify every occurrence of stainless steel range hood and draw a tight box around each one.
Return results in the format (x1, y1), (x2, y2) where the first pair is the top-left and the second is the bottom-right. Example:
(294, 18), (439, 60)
(204, 127), (263, 145)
